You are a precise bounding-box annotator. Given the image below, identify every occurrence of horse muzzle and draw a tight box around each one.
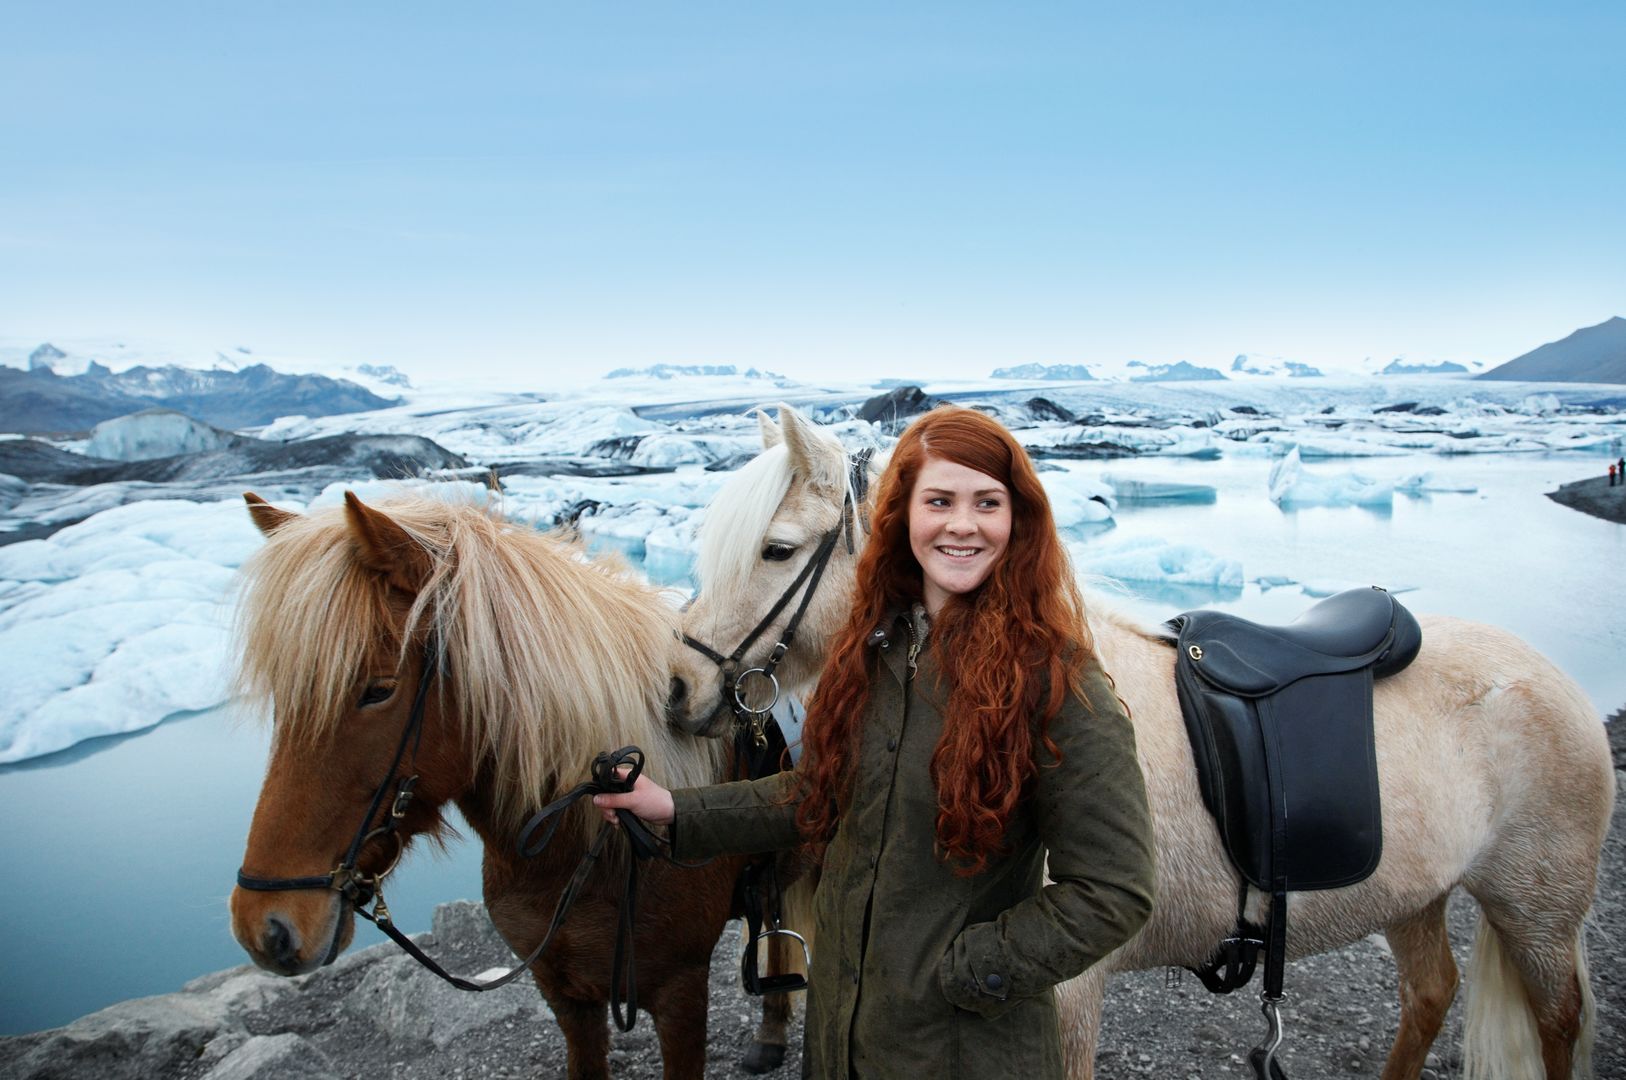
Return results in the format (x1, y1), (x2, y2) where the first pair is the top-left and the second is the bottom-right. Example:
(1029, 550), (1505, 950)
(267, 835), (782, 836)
(229, 886), (352, 976)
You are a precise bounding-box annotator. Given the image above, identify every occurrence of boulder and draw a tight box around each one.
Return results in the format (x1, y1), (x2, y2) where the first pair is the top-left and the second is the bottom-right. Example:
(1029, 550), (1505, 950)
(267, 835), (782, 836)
(201, 1033), (340, 1080)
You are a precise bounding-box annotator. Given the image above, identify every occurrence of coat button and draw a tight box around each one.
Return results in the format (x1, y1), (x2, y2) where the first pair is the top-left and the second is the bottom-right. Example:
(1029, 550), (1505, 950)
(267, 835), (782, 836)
(985, 973), (1003, 992)
(869, 854), (877, 869)
(852, 971), (860, 985)
(886, 736), (898, 752)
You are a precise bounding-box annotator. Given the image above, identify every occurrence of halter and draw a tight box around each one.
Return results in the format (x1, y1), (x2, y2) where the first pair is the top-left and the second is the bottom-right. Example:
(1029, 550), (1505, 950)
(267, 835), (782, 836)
(681, 449), (873, 746)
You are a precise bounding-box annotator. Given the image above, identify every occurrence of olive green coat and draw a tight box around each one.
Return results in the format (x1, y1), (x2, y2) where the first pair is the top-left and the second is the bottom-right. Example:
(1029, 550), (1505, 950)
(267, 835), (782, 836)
(672, 613), (1155, 1079)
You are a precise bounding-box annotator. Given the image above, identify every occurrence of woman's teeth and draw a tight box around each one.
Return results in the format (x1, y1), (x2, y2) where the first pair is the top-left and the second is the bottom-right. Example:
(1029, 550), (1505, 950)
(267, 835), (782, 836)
(939, 546), (978, 558)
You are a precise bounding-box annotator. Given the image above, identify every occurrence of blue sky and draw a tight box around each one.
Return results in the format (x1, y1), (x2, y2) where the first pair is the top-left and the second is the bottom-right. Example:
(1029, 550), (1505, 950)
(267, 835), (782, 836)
(2, 2), (1622, 383)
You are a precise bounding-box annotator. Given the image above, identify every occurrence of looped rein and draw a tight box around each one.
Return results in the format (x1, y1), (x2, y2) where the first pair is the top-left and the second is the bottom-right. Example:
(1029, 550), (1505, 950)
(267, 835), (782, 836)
(512, 745), (709, 1030)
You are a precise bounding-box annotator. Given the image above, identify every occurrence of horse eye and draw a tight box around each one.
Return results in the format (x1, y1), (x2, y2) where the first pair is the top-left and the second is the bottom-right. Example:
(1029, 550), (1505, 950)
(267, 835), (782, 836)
(762, 543), (796, 562)
(358, 681), (397, 708)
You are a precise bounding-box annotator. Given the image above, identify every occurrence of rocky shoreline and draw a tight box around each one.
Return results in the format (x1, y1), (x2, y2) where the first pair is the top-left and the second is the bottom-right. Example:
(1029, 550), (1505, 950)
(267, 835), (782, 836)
(1547, 472), (1626, 525)
(4, 721), (1621, 1080)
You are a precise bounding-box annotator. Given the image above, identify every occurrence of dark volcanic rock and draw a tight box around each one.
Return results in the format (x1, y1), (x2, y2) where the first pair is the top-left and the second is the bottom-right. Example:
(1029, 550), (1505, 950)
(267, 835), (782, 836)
(1023, 397), (1077, 423)
(856, 385), (944, 428)
(1375, 401), (1419, 413)
(1027, 441), (1141, 460)
(0, 439), (123, 483)
(55, 434), (467, 486)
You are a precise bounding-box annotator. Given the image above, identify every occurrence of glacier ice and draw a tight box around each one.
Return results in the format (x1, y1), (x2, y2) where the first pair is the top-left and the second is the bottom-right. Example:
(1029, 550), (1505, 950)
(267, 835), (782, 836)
(1267, 447), (1394, 507)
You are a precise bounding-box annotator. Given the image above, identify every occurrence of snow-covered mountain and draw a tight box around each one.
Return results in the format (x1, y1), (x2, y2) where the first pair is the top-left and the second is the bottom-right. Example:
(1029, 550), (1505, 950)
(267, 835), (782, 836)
(0, 347), (400, 434)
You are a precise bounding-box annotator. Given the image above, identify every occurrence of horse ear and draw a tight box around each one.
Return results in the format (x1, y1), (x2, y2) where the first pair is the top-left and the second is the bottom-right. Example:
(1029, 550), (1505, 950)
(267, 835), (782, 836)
(778, 404), (843, 493)
(243, 492), (298, 537)
(754, 408), (783, 449)
(343, 492), (431, 593)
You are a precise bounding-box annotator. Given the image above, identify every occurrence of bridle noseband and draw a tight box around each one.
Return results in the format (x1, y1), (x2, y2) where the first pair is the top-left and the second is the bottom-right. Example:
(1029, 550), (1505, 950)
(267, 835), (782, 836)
(681, 449), (873, 745)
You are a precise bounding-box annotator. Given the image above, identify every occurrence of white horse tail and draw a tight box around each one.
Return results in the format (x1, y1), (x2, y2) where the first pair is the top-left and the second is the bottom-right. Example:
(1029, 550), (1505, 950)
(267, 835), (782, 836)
(1461, 913), (1596, 1080)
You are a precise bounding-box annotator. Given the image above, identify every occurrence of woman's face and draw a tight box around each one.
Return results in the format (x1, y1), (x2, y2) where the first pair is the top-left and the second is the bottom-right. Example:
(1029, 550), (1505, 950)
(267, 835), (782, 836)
(908, 455), (1012, 615)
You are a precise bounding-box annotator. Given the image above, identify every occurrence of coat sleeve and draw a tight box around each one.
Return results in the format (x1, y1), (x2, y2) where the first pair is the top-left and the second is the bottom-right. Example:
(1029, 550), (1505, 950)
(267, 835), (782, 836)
(937, 667), (1156, 1017)
(669, 770), (804, 860)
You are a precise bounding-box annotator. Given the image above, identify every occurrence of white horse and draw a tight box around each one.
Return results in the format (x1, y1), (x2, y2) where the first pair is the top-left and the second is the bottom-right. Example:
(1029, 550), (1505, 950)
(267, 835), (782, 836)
(665, 405), (1615, 1080)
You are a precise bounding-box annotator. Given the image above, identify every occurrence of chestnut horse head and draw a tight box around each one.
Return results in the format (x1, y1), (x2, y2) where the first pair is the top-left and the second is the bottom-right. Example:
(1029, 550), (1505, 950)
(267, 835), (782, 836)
(228, 489), (717, 976)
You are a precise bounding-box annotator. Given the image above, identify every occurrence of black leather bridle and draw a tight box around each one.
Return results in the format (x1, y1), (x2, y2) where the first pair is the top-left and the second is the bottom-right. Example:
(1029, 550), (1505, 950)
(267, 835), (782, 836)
(681, 449), (873, 746)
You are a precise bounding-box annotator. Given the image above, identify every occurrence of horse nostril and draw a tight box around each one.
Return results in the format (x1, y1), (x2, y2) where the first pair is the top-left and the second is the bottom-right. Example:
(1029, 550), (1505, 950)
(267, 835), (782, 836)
(669, 676), (688, 706)
(263, 914), (298, 969)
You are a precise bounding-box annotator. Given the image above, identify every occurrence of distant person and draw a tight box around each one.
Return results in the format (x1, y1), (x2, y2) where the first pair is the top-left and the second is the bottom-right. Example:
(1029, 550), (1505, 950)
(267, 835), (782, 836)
(1619, 456), (1624, 486)
(1612, 463), (1619, 488)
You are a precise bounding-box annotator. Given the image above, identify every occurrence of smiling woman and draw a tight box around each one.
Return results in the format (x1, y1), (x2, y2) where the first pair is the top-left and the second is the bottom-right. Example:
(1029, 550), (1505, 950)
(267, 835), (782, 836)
(909, 456), (1012, 613)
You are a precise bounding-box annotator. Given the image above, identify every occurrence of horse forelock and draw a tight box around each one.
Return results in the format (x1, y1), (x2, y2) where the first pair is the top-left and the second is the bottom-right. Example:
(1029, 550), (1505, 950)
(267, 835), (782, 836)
(694, 442), (795, 605)
(235, 494), (723, 833)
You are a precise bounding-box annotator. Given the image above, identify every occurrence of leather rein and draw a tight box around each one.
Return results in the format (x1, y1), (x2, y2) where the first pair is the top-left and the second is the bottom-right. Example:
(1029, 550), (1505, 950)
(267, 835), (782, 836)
(681, 448), (873, 743)
(236, 635), (703, 1031)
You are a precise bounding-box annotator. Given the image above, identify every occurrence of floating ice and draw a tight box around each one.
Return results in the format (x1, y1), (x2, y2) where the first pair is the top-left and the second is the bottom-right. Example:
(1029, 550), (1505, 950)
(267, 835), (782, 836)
(1395, 473), (1479, 495)
(85, 409), (240, 462)
(1099, 474), (1218, 504)
(0, 499), (257, 763)
(1039, 470), (1115, 527)
(1268, 448), (1394, 507)
(1070, 536), (1243, 588)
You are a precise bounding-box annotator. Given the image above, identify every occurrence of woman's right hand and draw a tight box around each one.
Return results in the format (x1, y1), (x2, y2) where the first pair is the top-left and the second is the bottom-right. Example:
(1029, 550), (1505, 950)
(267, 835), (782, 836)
(593, 769), (675, 826)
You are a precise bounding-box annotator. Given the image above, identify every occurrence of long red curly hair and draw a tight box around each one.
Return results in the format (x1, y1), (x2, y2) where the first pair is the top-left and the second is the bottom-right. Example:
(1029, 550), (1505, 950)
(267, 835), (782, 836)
(794, 406), (1096, 874)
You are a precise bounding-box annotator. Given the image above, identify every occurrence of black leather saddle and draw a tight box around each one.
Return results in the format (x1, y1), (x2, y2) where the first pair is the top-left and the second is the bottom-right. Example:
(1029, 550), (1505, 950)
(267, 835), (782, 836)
(1168, 586), (1421, 894)
(1164, 587), (1421, 1078)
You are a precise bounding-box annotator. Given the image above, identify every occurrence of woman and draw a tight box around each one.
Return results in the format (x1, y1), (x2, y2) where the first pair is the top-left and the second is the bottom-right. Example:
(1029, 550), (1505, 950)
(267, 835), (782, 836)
(597, 406), (1155, 1077)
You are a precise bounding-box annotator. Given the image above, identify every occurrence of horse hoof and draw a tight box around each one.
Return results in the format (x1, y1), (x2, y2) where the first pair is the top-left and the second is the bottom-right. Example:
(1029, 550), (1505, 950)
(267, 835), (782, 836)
(741, 1041), (786, 1074)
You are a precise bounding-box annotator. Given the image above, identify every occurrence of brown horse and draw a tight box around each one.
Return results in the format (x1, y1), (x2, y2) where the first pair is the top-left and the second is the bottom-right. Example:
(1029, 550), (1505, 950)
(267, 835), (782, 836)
(227, 489), (790, 1079)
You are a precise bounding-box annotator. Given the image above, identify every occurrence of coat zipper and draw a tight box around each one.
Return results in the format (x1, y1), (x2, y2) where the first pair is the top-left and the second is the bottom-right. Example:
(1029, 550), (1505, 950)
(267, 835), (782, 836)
(905, 619), (921, 680)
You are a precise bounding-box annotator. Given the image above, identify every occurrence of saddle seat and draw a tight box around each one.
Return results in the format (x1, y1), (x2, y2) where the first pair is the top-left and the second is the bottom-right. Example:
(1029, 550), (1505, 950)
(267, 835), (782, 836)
(1181, 586), (1420, 697)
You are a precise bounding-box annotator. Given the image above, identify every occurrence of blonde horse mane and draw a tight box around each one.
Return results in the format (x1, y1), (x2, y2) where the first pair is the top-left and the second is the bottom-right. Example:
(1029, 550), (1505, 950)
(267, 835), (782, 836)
(234, 492), (724, 831)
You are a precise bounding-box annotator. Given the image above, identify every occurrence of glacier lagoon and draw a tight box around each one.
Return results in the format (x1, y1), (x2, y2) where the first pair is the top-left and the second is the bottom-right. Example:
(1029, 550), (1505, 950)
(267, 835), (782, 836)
(2, 400), (1624, 1034)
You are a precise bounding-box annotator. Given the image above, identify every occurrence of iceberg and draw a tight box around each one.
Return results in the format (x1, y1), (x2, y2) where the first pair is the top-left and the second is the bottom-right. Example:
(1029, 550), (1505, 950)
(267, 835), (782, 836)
(1098, 474), (1218, 504)
(0, 499), (259, 763)
(1069, 536), (1243, 588)
(1267, 447), (1394, 507)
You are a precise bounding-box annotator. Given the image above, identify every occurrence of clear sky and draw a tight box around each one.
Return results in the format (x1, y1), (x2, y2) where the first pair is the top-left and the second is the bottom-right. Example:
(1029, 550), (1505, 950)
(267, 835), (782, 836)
(2, 2), (1622, 383)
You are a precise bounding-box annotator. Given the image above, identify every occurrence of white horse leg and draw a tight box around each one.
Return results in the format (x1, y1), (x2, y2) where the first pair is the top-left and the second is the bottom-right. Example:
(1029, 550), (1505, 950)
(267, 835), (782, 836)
(1458, 680), (1610, 1080)
(1058, 964), (1108, 1080)
(1379, 893), (1458, 1080)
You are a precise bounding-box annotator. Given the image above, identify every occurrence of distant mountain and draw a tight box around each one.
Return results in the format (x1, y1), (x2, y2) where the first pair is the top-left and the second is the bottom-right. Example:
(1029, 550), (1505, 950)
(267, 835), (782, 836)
(1230, 354), (1323, 378)
(604, 364), (785, 380)
(1478, 317), (1626, 384)
(0, 359), (398, 434)
(990, 363), (1095, 381)
(1128, 361), (1226, 382)
(1380, 359), (1469, 375)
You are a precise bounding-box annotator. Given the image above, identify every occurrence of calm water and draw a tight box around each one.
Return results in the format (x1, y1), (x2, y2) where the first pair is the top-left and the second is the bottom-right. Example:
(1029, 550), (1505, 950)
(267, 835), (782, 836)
(0, 449), (1620, 1035)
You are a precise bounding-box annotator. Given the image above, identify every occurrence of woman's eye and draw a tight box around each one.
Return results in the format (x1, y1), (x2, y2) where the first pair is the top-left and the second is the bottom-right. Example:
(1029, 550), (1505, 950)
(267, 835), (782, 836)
(358, 682), (397, 708)
(762, 543), (796, 562)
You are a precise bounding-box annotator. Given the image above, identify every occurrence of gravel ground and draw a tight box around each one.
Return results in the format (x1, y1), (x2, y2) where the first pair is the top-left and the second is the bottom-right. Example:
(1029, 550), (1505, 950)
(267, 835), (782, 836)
(245, 716), (1621, 1079)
